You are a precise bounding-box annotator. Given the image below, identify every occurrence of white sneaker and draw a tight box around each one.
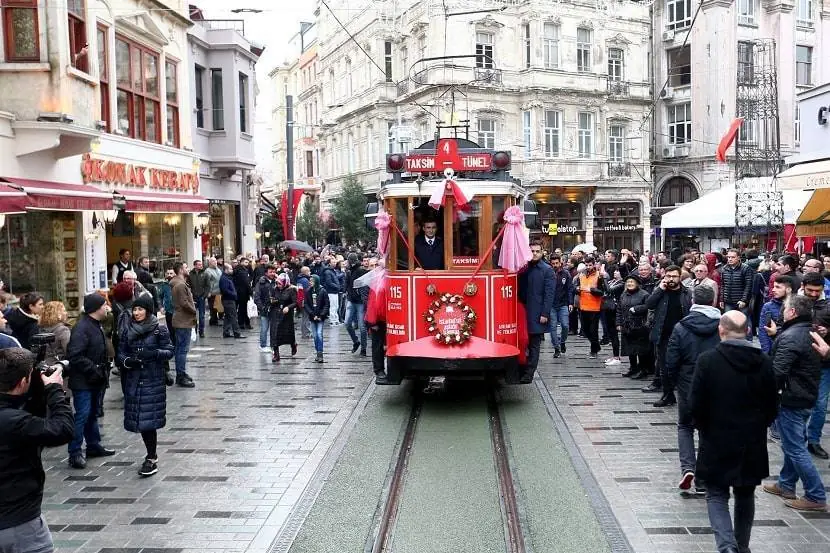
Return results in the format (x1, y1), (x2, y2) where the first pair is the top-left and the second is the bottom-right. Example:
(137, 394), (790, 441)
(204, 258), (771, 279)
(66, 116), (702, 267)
(259, 346), (271, 353)
(605, 358), (621, 366)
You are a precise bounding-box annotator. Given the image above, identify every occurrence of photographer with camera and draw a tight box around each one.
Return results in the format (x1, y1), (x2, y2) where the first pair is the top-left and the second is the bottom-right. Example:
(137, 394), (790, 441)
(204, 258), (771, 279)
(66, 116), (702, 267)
(0, 348), (73, 552)
(66, 293), (116, 469)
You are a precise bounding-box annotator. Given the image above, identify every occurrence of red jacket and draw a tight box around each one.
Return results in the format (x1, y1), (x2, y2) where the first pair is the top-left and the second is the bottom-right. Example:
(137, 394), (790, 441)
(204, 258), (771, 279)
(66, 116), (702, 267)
(364, 285), (386, 326)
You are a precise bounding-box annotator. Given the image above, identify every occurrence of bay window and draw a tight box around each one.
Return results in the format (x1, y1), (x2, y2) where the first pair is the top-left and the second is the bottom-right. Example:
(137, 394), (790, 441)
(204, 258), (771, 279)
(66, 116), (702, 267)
(1, 0), (40, 61)
(239, 72), (249, 133)
(165, 60), (178, 146)
(115, 36), (160, 143)
(97, 25), (109, 131)
(68, 0), (87, 72)
(211, 68), (224, 130)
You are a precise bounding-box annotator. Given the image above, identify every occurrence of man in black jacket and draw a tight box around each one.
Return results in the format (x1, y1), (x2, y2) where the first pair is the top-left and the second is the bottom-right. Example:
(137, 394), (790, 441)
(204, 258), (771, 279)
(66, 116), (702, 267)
(763, 295), (826, 511)
(664, 285), (721, 488)
(720, 248), (754, 316)
(188, 260), (210, 338)
(414, 220), (444, 270)
(644, 266), (692, 395)
(67, 293), (116, 469)
(0, 348), (73, 552)
(344, 255), (369, 355)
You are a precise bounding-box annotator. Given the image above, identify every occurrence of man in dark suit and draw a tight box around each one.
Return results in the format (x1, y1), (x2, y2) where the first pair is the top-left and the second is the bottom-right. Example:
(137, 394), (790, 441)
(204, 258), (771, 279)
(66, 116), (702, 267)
(414, 220), (444, 270)
(518, 241), (556, 383)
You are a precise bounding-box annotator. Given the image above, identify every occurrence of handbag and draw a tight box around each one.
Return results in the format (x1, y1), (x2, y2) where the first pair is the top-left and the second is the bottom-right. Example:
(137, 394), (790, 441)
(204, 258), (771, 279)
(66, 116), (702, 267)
(247, 298), (258, 318)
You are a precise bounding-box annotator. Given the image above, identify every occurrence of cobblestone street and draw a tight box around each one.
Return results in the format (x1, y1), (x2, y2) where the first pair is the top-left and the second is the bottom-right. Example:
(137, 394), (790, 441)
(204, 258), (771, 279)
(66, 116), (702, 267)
(41, 324), (830, 553)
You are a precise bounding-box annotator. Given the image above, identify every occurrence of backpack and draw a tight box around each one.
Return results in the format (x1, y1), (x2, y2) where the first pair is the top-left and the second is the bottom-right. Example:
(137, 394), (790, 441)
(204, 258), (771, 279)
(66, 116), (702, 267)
(296, 285), (305, 308)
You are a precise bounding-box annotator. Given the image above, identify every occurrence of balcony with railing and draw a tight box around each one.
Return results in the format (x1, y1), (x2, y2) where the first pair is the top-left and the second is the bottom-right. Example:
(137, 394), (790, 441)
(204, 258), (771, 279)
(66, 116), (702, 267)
(606, 79), (630, 98)
(513, 159), (648, 186)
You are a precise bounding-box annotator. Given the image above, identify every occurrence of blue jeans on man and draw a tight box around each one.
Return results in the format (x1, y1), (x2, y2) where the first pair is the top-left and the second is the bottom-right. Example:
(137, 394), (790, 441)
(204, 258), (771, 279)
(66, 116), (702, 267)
(174, 327), (192, 376)
(807, 367), (830, 446)
(259, 314), (270, 348)
(777, 406), (827, 504)
(68, 389), (102, 456)
(195, 296), (206, 335)
(345, 301), (367, 351)
(311, 321), (325, 353)
(548, 305), (570, 348)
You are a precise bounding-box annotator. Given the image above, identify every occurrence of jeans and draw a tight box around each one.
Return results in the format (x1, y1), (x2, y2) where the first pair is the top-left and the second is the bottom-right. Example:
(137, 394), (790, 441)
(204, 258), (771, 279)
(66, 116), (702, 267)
(259, 315), (270, 348)
(706, 484), (756, 553)
(371, 322), (386, 374)
(807, 367), (830, 445)
(223, 300), (240, 336)
(328, 293), (340, 324)
(195, 296), (206, 334)
(173, 327), (192, 376)
(0, 515), (53, 553)
(653, 339), (669, 388)
(777, 406), (827, 503)
(525, 333), (543, 377)
(310, 321), (325, 352)
(345, 301), (367, 349)
(676, 382), (696, 473)
(300, 309), (311, 338)
(68, 389), (102, 455)
(580, 311), (601, 354)
(603, 309), (620, 356)
(548, 305), (570, 348)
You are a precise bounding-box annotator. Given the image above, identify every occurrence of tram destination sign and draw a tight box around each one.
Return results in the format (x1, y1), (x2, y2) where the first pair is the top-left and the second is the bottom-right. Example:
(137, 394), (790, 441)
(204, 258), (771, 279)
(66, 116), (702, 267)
(404, 152), (493, 172)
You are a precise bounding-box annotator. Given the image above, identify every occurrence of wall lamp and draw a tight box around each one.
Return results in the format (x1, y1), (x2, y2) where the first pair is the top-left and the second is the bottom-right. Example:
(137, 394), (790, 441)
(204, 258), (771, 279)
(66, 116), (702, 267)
(91, 209), (119, 229)
(194, 212), (210, 238)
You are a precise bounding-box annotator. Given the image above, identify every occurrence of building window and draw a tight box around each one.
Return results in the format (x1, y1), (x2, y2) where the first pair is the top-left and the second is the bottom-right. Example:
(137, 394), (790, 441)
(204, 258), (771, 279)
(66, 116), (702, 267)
(165, 60), (178, 147)
(115, 36), (160, 143)
(797, 0), (813, 25)
(194, 65), (204, 128)
(543, 110), (561, 158)
(522, 110), (531, 158)
(737, 41), (754, 84)
(418, 34), (426, 60)
(666, 0), (692, 30)
(592, 203), (642, 252)
(659, 177), (698, 206)
(667, 46), (691, 87)
(794, 105), (801, 145)
(306, 150), (314, 177)
(543, 23), (559, 69)
(384, 40), (393, 81)
(238, 72), (248, 133)
(607, 48), (623, 81)
(2, 0), (40, 61)
(345, 59), (352, 97)
(387, 121), (395, 154)
(576, 28), (591, 73)
(796, 45), (812, 86)
(738, 102), (757, 144)
(475, 32), (493, 69)
(477, 118), (495, 149)
(67, 0), (87, 71)
(211, 68), (224, 130)
(737, 0), (755, 25)
(522, 24), (531, 68)
(609, 124), (624, 162)
(667, 102), (691, 145)
(578, 112), (593, 158)
(97, 25), (109, 132)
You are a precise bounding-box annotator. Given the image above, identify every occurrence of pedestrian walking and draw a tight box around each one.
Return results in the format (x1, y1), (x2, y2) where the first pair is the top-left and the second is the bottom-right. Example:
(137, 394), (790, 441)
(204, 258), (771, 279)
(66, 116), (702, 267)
(345, 255), (369, 355)
(270, 273), (298, 363)
(233, 259), (253, 330)
(253, 264), (277, 352)
(116, 294), (174, 478)
(304, 274), (330, 363)
(297, 266), (312, 340)
(169, 262), (196, 388)
(690, 310), (778, 553)
(763, 295), (827, 511)
(664, 285), (721, 488)
(548, 254), (574, 358)
(321, 257), (342, 325)
(616, 274), (653, 379)
(205, 257), (223, 326)
(758, 275), (794, 354)
(643, 266), (692, 395)
(188, 260), (210, 338)
(66, 293), (116, 469)
(364, 268), (387, 381)
(517, 241), (555, 382)
(574, 256), (605, 358)
(219, 264), (244, 339)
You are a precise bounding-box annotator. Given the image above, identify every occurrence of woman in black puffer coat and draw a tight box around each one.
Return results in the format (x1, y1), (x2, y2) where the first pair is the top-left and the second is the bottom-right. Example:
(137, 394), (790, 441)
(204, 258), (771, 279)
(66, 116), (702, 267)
(616, 274), (653, 379)
(117, 294), (174, 478)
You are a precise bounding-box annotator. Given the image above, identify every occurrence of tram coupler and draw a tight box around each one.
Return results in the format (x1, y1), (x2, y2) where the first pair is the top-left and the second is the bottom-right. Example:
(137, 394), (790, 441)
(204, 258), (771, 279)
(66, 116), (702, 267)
(424, 376), (446, 394)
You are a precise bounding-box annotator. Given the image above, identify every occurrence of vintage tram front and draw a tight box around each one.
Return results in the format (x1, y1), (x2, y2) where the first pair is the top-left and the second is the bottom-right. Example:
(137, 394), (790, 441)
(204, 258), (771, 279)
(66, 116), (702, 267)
(368, 136), (536, 385)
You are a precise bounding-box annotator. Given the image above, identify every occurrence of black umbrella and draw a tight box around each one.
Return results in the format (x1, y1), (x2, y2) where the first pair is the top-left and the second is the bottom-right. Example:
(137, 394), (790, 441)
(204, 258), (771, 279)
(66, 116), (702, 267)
(279, 240), (314, 252)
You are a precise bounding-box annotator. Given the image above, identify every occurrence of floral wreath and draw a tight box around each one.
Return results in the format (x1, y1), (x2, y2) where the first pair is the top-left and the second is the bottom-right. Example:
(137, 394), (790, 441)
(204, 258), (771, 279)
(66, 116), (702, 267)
(423, 292), (477, 345)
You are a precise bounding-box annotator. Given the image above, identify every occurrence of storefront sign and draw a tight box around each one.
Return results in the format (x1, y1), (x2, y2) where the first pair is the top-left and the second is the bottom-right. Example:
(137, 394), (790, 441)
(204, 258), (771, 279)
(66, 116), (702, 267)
(818, 105), (828, 126)
(600, 224), (642, 232)
(547, 223), (580, 235)
(81, 153), (200, 193)
(452, 256), (480, 266)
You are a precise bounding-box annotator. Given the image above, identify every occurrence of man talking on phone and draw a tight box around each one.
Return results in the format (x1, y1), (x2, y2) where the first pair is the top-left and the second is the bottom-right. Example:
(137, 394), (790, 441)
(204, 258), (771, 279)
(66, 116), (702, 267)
(0, 348), (74, 552)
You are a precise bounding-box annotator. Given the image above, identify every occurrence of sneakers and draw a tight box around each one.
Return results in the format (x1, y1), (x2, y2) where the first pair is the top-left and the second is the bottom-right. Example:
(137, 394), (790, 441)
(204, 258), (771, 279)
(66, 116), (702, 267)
(138, 458), (159, 478)
(315, 351), (324, 363)
(785, 498), (828, 512)
(604, 357), (621, 366)
(259, 346), (271, 353)
(762, 483), (797, 500)
(588, 353), (598, 359)
(678, 471), (695, 491)
(553, 348), (561, 359)
(642, 383), (661, 393)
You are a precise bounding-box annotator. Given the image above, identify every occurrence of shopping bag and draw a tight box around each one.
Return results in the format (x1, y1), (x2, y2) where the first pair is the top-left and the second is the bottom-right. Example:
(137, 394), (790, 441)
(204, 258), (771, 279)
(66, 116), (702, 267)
(247, 298), (258, 319)
(214, 295), (224, 313)
(191, 328), (198, 343)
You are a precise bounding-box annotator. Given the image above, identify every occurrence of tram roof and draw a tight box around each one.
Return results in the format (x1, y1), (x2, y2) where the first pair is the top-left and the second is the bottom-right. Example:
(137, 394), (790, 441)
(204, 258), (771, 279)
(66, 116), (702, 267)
(379, 178), (524, 199)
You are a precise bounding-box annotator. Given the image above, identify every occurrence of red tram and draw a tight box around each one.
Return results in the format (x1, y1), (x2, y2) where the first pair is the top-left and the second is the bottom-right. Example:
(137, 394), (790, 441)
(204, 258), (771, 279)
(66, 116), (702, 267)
(365, 135), (537, 385)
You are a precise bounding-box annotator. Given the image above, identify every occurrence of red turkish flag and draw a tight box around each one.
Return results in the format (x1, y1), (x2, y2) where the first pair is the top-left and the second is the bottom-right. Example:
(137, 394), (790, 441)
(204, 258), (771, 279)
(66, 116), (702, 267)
(716, 118), (744, 162)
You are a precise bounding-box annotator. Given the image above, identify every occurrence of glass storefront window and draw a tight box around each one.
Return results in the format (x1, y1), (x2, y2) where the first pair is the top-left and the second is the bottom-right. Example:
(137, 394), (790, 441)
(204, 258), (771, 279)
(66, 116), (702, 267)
(205, 202), (240, 259)
(107, 212), (184, 279)
(542, 202), (584, 252)
(0, 212), (82, 313)
(452, 199), (480, 261)
(592, 202), (642, 253)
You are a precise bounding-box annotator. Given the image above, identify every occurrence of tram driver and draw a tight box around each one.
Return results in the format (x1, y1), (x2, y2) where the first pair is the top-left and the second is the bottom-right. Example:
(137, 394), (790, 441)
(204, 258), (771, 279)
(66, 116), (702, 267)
(414, 219), (445, 270)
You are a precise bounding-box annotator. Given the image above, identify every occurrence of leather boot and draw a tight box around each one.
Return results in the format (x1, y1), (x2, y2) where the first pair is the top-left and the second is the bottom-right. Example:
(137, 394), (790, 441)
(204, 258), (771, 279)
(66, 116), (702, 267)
(653, 392), (677, 408)
(272, 348), (280, 363)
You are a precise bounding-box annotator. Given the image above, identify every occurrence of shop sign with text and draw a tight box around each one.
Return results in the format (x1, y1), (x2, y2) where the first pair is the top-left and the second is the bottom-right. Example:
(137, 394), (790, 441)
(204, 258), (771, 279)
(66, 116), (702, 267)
(81, 153), (199, 193)
(600, 224), (642, 232)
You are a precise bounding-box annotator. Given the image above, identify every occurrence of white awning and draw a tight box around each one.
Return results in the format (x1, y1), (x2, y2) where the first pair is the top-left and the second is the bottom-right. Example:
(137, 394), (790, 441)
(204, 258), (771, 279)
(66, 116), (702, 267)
(660, 185), (813, 229)
(776, 159), (830, 191)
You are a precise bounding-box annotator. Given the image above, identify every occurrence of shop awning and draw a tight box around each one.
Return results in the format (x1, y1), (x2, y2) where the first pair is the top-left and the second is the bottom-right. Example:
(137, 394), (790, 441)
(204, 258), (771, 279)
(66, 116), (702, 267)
(0, 176), (114, 211)
(776, 160), (830, 191)
(796, 189), (830, 235)
(660, 185), (813, 229)
(116, 190), (209, 213)
(0, 184), (28, 214)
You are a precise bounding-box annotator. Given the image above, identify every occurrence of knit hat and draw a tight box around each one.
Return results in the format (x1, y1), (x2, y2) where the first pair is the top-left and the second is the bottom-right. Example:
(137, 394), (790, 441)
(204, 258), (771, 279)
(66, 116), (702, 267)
(113, 281), (133, 303)
(83, 292), (107, 314)
(132, 294), (155, 314)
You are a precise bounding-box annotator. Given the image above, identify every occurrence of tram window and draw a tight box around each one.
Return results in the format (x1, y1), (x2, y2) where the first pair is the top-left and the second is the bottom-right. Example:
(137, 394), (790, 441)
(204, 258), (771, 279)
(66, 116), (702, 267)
(413, 198), (445, 270)
(492, 196), (507, 269)
(453, 200), (481, 261)
(394, 198), (409, 270)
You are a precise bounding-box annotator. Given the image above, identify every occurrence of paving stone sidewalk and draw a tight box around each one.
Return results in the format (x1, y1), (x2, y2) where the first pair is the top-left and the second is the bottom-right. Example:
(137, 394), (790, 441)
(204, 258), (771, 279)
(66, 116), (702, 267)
(538, 333), (830, 553)
(42, 322), (373, 553)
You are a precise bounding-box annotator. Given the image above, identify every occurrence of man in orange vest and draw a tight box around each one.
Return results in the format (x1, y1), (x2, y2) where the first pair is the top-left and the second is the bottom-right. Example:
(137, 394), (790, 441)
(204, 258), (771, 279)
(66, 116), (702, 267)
(575, 256), (606, 358)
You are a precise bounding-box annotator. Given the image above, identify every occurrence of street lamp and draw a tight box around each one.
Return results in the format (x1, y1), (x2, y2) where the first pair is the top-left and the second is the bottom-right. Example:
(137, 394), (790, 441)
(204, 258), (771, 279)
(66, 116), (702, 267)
(194, 212), (210, 238)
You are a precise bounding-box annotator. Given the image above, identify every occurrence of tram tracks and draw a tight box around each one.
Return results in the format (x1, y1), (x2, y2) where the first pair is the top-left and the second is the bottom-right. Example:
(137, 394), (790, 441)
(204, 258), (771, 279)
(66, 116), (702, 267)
(371, 385), (527, 553)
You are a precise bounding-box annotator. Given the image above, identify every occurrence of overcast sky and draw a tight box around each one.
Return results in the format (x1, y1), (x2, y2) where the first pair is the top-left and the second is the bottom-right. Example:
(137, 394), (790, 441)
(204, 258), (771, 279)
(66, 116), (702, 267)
(194, 0), (317, 174)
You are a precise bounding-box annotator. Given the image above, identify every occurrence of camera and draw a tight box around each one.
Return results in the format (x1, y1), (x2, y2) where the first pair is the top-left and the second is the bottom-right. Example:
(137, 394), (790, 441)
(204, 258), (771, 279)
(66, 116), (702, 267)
(25, 333), (66, 417)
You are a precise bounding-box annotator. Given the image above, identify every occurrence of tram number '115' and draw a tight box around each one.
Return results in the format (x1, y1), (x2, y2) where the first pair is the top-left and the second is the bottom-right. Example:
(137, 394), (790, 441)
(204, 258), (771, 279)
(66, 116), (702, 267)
(390, 286), (403, 299)
(500, 285), (513, 299)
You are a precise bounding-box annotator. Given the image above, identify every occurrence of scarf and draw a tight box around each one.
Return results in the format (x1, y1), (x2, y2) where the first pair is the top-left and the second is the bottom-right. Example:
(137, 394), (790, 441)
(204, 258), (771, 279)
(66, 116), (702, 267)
(276, 273), (290, 289)
(126, 315), (159, 343)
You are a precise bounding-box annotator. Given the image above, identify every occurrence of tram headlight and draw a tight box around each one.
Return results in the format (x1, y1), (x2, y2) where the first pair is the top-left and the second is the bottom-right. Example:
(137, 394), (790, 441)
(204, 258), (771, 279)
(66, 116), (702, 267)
(492, 151), (511, 171)
(387, 154), (405, 172)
